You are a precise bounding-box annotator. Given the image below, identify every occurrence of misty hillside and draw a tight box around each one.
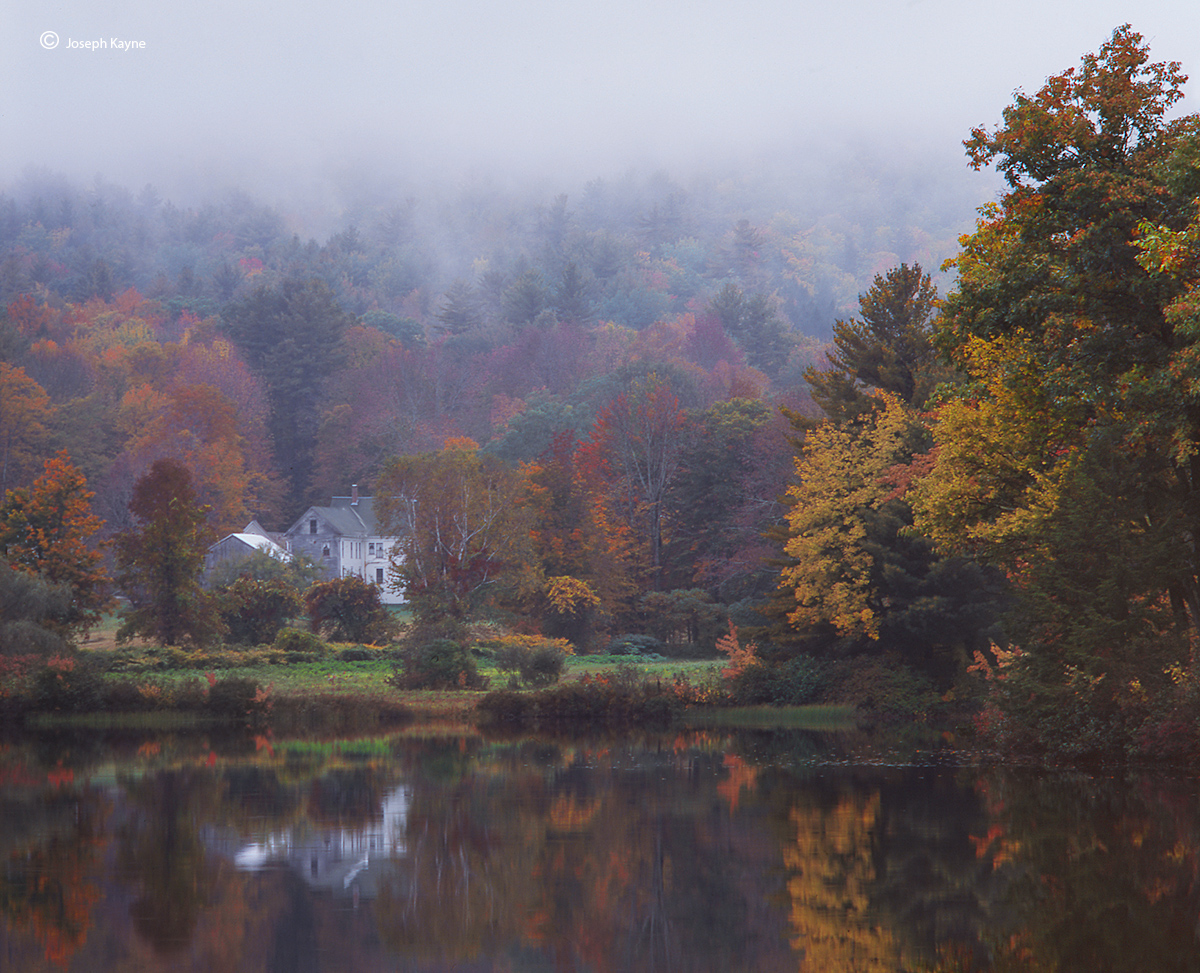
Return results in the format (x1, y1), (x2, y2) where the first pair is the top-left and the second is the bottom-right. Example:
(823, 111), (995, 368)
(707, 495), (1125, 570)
(0, 156), (992, 532)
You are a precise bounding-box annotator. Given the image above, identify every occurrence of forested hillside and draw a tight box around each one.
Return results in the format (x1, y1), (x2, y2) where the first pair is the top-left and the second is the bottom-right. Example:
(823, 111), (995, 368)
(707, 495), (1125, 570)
(12, 25), (1200, 758)
(0, 151), (981, 533)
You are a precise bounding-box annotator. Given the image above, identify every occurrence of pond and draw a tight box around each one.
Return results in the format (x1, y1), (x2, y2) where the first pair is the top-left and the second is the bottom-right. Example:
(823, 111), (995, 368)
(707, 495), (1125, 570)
(2, 724), (1199, 972)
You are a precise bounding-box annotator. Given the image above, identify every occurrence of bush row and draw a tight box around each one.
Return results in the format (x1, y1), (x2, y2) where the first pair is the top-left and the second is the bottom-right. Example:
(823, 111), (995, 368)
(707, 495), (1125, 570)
(97, 631), (391, 673)
(2, 655), (270, 721)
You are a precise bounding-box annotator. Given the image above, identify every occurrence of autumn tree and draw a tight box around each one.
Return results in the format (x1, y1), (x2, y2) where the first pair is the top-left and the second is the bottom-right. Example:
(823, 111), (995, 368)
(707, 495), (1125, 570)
(915, 29), (1197, 610)
(375, 438), (536, 625)
(117, 380), (257, 535)
(517, 432), (613, 643)
(218, 576), (304, 645)
(115, 459), (221, 646)
(0, 362), (53, 495)
(803, 263), (944, 424)
(577, 373), (690, 591)
(780, 395), (923, 642)
(776, 395), (1002, 679)
(663, 397), (790, 599)
(0, 450), (111, 638)
(910, 27), (1200, 739)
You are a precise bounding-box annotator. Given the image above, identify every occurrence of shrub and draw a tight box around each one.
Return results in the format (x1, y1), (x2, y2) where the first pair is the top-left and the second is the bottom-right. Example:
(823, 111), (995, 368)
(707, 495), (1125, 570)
(171, 677), (209, 711)
(475, 676), (679, 729)
(269, 692), (413, 736)
(727, 655), (827, 706)
(206, 675), (266, 719)
(30, 655), (104, 712)
(273, 627), (329, 657)
(521, 644), (568, 687)
(102, 678), (160, 712)
(305, 576), (397, 643)
(0, 563), (73, 656)
(485, 635), (572, 688)
(389, 637), (488, 690)
(775, 655), (827, 703)
(473, 689), (530, 724)
(218, 576), (303, 645)
(825, 655), (941, 723)
(493, 641), (526, 673)
(337, 646), (379, 662)
(668, 666), (727, 706)
(0, 654), (40, 701)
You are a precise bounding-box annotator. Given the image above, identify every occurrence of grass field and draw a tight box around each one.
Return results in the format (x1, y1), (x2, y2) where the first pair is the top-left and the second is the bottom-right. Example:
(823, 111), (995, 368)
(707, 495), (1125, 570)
(41, 616), (853, 733)
(79, 614), (722, 692)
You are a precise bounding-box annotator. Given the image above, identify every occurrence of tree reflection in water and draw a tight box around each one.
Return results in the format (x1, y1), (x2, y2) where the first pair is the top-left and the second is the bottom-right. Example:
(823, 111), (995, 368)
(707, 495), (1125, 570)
(2, 731), (1200, 970)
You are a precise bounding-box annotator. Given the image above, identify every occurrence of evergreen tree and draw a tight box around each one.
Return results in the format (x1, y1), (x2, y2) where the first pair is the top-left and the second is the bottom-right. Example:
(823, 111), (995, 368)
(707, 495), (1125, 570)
(221, 277), (354, 518)
(803, 263), (942, 424)
(435, 279), (483, 335)
(706, 283), (792, 377)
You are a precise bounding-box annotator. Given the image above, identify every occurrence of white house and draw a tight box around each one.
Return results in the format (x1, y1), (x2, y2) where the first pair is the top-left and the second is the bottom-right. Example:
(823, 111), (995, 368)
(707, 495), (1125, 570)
(282, 485), (406, 604)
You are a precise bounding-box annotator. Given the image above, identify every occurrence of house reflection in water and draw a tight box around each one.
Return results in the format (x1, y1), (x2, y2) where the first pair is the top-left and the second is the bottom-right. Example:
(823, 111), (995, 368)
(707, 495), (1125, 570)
(229, 784), (411, 898)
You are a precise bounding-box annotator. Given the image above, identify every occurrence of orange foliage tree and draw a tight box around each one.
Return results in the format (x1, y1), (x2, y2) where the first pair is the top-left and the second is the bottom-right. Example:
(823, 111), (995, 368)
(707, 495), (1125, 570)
(576, 373), (690, 596)
(0, 363), (53, 495)
(0, 451), (111, 638)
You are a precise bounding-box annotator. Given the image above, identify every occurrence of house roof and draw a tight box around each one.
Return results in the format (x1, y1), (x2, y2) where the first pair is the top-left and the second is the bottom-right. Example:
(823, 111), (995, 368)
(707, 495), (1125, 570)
(287, 496), (391, 538)
(229, 533), (291, 560)
(330, 496), (380, 533)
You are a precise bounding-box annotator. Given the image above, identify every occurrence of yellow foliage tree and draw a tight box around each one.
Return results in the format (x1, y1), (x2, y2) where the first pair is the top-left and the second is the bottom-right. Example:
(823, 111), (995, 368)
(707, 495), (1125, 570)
(778, 394), (925, 640)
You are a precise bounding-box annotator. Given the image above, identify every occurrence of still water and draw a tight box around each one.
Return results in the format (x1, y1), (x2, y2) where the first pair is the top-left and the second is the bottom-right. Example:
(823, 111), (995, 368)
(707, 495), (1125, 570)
(2, 724), (1199, 972)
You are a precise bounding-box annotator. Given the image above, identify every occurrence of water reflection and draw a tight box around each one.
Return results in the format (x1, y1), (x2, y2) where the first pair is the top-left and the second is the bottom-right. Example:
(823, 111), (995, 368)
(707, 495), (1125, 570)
(1, 729), (1200, 971)
(230, 783), (409, 896)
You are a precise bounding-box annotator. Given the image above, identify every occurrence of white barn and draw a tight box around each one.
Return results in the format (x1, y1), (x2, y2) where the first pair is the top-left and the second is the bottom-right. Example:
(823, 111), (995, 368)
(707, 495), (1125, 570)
(204, 519), (291, 577)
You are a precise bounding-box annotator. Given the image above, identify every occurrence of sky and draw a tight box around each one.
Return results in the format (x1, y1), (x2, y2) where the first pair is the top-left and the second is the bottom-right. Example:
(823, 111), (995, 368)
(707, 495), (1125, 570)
(3, 0), (1200, 206)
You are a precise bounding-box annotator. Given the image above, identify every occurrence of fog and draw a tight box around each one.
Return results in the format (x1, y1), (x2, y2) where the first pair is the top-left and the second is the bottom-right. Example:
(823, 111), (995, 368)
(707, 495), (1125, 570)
(3, 0), (1200, 219)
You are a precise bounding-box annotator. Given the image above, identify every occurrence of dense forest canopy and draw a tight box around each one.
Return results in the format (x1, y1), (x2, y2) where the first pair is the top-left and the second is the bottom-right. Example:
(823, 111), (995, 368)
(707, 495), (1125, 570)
(0, 149), (989, 530)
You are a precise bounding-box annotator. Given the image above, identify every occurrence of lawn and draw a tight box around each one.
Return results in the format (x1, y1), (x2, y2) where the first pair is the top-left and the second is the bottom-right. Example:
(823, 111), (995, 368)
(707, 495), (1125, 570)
(49, 618), (848, 732)
(90, 652), (722, 700)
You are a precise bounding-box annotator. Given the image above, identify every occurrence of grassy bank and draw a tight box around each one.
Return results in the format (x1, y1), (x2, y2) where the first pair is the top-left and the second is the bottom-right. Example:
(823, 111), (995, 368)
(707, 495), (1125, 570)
(680, 704), (859, 731)
(4, 619), (870, 737)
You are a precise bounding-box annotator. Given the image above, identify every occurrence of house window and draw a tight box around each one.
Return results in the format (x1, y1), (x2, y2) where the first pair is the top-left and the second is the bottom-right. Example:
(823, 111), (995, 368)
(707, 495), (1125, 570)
(322, 544), (330, 558)
(309, 519), (317, 534)
(376, 568), (384, 584)
(368, 542), (375, 555)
